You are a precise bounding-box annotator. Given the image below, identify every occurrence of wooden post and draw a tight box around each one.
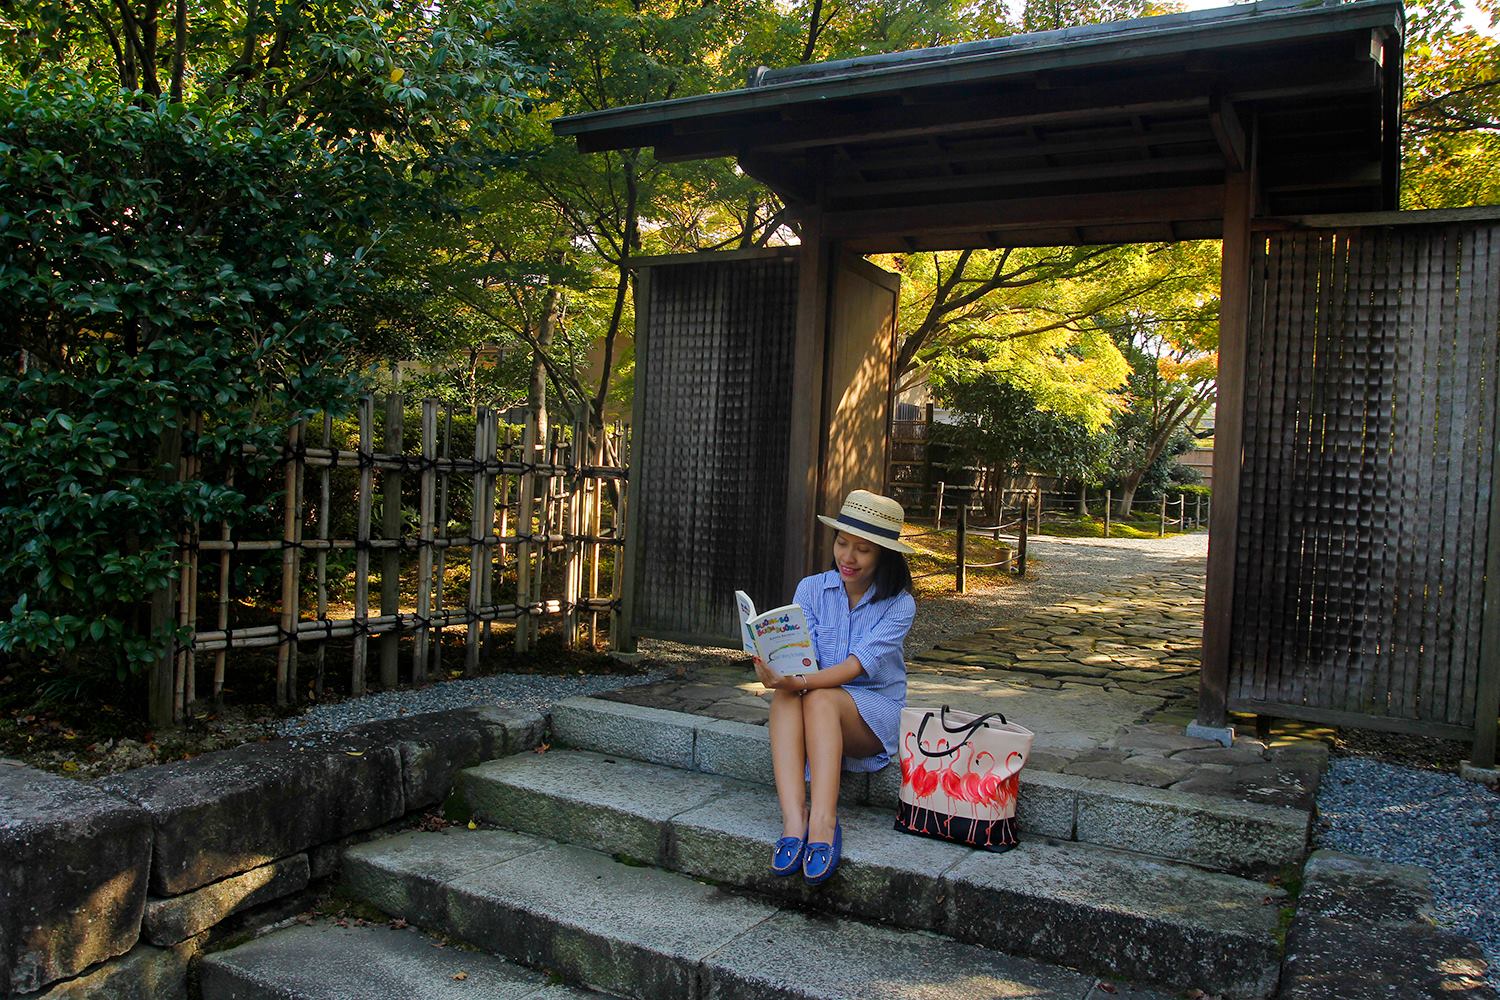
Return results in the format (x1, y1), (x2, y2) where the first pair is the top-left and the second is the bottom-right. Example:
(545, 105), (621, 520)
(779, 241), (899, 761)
(466, 408), (492, 675)
(313, 414), (331, 699)
(1199, 164), (1257, 729)
(380, 393), (403, 689)
(1104, 490), (1112, 538)
(955, 494), (968, 594)
(783, 208), (833, 598)
(351, 397), (374, 695)
(148, 411), (184, 726)
(274, 421), (303, 706)
(1159, 495), (1167, 537)
(432, 407), (453, 675)
(1017, 497), (1028, 578)
(935, 481), (945, 530)
(515, 409), (538, 654)
(1474, 324), (1500, 767)
(1033, 488), (1042, 535)
(213, 467), (235, 705)
(413, 400), (437, 684)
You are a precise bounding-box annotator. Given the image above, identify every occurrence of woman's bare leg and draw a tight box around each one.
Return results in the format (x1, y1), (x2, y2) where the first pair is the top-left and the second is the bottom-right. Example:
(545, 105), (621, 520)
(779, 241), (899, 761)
(768, 688), (810, 838)
(803, 688), (883, 844)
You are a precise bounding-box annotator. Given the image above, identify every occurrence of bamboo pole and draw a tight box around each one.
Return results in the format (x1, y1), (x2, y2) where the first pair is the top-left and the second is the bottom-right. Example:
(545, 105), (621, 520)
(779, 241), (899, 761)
(414, 400), (437, 684)
(175, 414), (201, 715)
(313, 413), (331, 699)
(274, 420), (303, 706)
(351, 397), (374, 695)
(466, 408), (491, 675)
(515, 409), (538, 654)
(213, 466), (233, 705)
(478, 409), (499, 655)
(563, 417), (585, 649)
(609, 426), (627, 651)
(1104, 490), (1112, 538)
(432, 406), (453, 676)
(380, 393), (403, 689)
(588, 433), (604, 647)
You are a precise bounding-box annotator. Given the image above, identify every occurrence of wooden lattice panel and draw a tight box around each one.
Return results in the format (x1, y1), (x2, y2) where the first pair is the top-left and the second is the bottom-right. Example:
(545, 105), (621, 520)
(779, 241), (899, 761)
(1231, 222), (1500, 735)
(633, 255), (799, 643)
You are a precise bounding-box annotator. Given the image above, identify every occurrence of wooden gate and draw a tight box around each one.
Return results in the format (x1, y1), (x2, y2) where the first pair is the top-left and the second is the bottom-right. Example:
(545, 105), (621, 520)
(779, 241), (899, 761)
(1230, 216), (1500, 750)
(624, 250), (800, 645)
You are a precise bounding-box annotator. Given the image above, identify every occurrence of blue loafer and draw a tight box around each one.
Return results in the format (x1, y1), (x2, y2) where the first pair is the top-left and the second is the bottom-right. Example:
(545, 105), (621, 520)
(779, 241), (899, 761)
(802, 822), (841, 885)
(770, 831), (806, 876)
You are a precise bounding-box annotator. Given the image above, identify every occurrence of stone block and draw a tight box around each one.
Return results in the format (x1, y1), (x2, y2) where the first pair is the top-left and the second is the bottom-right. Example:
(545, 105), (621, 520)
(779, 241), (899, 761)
(33, 934), (202, 1000)
(97, 731), (405, 896)
(442, 842), (777, 1000)
(459, 750), (729, 864)
(0, 763), (151, 994)
(473, 705), (548, 754)
(342, 828), (548, 932)
(694, 718), (775, 785)
(142, 854), (310, 946)
(671, 784), (961, 932)
(549, 697), (696, 768)
(344, 708), (534, 814)
(198, 919), (572, 1000)
(1282, 851), (1497, 999)
(1074, 778), (1309, 874)
(943, 840), (1282, 997)
(1015, 769), (1084, 840)
(703, 909), (1097, 1000)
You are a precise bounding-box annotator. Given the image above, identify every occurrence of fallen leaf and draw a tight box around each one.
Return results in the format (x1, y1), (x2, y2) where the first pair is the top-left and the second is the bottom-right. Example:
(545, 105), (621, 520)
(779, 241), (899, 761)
(533, 742), (551, 754)
(345, 750), (365, 757)
(390, 917), (409, 929)
(1095, 983), (1116, 994)
(467, 819), (478, 830)
(453, 971), (468, 981)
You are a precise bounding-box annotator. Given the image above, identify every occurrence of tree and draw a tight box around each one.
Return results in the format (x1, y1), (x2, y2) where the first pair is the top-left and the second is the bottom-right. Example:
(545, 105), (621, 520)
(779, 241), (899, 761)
(1401, 0), (1500, 207)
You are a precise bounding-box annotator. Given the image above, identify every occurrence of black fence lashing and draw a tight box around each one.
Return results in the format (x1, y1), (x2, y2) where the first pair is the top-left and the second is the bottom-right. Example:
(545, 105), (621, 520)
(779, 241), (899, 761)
(165, 394), (628, 721)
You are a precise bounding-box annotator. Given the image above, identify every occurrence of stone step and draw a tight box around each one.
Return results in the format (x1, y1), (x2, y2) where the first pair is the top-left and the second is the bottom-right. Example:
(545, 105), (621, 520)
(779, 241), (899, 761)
(550, 695), (1309, 875)
(456, 747), (1282, 998)
(341, 827), (1169, 1000)
(199, 918), (609, 999)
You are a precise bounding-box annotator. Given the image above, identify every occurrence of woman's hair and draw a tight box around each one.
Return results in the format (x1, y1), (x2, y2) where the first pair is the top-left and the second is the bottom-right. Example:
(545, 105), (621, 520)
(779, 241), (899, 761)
(834, 531), (914, 603)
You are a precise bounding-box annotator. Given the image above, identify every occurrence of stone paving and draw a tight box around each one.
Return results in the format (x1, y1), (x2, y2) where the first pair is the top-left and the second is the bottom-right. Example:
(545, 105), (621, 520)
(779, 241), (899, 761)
(607, 554), (1327, 810)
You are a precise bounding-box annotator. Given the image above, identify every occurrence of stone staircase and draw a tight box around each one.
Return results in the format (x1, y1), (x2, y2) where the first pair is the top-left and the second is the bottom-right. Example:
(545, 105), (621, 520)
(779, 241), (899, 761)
(200, 697), (1310, 1000)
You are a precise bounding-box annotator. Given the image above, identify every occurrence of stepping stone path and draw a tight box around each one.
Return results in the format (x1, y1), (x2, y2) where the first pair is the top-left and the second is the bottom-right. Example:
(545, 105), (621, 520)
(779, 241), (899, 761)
(603, 558), (1327, 811)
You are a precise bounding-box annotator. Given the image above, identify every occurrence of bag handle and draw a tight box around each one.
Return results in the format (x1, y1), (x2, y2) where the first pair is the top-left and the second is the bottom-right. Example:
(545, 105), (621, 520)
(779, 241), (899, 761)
(939, 703), (1006, 733)
(916, 705), (1009, 758)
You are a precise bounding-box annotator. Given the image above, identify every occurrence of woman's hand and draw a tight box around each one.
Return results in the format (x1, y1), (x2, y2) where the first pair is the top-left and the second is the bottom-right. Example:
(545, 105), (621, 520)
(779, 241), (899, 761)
(753, 656), (802, 691)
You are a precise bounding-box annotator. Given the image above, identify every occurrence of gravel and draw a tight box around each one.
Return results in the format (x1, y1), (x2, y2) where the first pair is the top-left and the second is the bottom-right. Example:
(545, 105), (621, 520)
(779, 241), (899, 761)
(274, 670), (668, 741)
(1315, 757), (1500, 987)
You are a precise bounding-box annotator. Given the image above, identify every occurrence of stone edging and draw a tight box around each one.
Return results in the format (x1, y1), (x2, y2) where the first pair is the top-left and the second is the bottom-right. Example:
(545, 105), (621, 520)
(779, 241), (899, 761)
(0, 706), (545, 998)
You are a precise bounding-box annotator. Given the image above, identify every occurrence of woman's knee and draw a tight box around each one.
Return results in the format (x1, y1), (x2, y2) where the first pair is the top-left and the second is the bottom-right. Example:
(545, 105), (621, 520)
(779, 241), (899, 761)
(802, 687), (843, 720)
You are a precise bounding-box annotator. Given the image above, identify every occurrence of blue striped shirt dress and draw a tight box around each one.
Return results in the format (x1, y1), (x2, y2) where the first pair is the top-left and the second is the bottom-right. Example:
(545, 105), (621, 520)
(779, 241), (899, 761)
(794, 570), (916, 773)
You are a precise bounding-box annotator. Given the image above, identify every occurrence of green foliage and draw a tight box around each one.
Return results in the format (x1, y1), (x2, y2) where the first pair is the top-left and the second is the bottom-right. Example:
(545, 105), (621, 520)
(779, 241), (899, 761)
(1401, 1), (1500, 208)
(0, 79), (376, 680)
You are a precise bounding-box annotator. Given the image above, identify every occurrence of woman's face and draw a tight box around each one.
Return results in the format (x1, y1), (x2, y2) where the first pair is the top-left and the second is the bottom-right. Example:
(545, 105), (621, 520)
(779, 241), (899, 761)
(834, 531), (881, 593)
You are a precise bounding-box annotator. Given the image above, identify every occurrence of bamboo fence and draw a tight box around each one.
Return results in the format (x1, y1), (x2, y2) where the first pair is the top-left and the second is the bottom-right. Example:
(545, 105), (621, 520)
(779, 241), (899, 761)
(166, 394), (627, 720)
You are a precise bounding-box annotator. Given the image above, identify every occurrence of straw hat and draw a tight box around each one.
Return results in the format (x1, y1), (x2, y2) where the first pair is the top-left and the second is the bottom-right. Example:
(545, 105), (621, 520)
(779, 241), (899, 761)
(818, 489), (915, 554)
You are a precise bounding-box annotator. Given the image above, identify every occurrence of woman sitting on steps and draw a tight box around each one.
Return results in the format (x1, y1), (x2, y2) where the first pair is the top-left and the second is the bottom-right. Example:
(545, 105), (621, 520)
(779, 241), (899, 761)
(753, 489), (916, 885)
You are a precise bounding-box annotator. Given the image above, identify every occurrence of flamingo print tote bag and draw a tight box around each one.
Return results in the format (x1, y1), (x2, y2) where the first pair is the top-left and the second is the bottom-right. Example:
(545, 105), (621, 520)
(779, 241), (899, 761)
(894, 705), (1034, 852)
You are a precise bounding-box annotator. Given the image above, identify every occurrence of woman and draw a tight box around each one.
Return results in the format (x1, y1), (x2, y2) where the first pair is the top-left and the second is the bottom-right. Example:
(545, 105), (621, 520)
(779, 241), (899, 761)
(753, 489), (915, 884)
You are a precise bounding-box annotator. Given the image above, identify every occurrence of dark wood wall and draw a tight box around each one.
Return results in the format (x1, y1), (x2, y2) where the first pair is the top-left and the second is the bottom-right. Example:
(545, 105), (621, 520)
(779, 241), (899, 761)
(1230, 220), (1500, 739)
(627, 252), (800, 645)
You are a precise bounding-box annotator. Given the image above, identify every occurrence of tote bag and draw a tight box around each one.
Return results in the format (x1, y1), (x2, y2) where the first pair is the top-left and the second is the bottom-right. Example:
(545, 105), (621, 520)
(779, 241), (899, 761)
(894, 705), (1034, 852)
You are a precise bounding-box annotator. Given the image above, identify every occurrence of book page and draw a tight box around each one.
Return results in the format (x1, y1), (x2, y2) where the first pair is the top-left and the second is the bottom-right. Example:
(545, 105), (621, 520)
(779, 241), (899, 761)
(734, 590), (757, 656)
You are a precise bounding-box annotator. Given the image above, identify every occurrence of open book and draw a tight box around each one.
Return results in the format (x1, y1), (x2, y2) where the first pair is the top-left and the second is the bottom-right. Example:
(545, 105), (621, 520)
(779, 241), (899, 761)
(735, 591), (819, 678)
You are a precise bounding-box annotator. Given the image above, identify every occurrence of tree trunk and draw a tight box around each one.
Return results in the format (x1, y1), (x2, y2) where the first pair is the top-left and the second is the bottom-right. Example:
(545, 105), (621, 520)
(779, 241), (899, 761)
(1076, 483), (1087, 516)
(1116, 477), (1141, 519)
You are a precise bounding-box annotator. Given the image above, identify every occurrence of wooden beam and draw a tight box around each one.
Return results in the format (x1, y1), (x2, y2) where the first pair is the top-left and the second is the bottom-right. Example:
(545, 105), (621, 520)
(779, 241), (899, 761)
(784, 210), (833, 599)
(828, 153), (1224, 204)
(824, 184), (1224, 241)
(1198, 165), (1256, 729)
(1209, 96), (1245, 172)
(654, 85), (1215, 160)
(739, 152), (818, 206)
